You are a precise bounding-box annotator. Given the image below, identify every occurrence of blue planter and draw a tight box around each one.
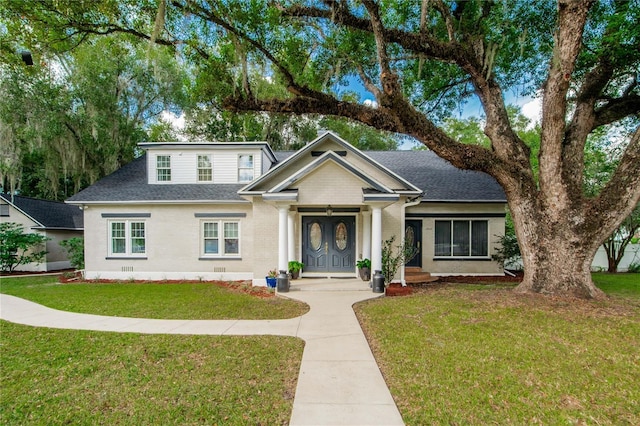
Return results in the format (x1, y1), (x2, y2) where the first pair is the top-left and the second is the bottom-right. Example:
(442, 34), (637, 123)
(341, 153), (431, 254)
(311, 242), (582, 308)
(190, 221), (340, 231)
(266, 277), (277, 288)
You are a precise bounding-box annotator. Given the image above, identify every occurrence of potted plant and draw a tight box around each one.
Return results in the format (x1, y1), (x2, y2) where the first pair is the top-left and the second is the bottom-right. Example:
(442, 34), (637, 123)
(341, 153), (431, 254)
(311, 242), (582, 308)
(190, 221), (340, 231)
(356, 258), (371, 281)
(265, 269), (277, 288)
(288, 261), (304, 279)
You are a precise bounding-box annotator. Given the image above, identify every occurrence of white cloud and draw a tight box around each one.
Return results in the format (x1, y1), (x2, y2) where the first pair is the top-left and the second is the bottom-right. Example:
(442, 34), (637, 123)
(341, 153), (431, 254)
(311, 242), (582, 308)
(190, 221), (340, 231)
(363, 98), (378, 108)
(521, 97), (542, 127)
(161, 110), (185, 130)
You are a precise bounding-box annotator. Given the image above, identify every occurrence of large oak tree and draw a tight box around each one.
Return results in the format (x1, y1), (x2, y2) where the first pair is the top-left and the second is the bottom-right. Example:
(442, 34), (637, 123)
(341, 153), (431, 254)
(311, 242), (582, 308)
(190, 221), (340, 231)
(3, 0), (639, 298)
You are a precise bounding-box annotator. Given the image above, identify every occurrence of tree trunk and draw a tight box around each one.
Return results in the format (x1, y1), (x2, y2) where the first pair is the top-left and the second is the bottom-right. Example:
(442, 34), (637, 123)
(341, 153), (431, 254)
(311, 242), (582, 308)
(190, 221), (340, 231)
(607, 259), (618, 274)
(511, 199), (606, 299)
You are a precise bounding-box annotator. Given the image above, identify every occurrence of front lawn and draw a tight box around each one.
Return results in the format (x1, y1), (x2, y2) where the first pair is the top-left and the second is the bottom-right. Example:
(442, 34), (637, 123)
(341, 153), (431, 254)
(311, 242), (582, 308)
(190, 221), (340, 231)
(0, 276), (308, 319)
(0, 320), (303, 425)
(356, 276), (640, 425)
(592, 272), (640, 296)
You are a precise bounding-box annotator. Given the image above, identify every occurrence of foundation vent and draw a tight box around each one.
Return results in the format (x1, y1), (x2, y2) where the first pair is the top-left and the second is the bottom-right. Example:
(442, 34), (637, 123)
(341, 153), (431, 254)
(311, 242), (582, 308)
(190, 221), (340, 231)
(121, 266), (134, 272)
(214, 266), (226, 273)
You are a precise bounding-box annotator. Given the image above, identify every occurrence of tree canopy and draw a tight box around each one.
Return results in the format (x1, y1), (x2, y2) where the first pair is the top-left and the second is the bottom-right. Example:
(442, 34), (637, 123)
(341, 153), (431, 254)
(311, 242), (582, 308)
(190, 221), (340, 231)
(1, 0), (639, 297)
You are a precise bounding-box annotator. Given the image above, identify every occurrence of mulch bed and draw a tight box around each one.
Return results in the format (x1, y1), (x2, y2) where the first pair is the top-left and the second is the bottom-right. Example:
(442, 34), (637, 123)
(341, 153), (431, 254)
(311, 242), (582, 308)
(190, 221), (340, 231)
(394, 271), (524, 295)
(4, 271), (277, 299)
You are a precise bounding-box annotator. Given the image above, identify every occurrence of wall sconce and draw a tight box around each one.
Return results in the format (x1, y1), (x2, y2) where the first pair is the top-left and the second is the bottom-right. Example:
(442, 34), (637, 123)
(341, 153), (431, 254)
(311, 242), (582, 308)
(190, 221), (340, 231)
(326, 205), (333, 217)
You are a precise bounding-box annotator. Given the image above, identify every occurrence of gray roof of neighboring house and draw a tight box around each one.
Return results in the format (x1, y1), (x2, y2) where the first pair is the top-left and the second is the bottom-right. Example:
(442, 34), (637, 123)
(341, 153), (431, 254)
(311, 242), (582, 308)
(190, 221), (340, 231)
(1, 193), (84, 229)
(66, 150), (506, 204)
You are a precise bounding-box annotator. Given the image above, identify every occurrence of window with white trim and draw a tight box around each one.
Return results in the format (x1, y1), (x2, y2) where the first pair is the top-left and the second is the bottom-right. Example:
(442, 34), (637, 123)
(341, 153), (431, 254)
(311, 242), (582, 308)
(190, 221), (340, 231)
(197, 155), (212, 182)
(109, 220), (146, 256)
(238, 154), (254, 182)
(434, 220), (488, 257)
(201, 220), (240, 256)
(156, 155), (171, 182)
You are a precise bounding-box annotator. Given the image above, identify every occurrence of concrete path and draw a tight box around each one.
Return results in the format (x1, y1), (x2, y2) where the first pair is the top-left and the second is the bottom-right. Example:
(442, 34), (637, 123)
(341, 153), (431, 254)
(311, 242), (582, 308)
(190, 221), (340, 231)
(0, 278), (404, 425)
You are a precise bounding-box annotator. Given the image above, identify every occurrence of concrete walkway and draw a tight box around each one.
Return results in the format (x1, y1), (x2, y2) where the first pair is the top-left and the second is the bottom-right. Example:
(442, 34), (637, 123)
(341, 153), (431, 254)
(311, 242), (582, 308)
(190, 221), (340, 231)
(0, 278), (404, 425)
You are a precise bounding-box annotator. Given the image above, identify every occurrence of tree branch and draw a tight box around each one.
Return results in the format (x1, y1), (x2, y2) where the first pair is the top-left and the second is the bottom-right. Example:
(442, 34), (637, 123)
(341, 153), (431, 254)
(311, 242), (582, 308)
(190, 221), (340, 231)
(593, 95), (640, 129)
(589, 126), (640, 242)
(538, 0), (595, 215)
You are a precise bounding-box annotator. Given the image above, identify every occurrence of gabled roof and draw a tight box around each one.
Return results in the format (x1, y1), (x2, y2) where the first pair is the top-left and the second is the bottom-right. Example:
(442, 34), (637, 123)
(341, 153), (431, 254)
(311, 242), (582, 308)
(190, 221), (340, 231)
(240, 131), (422, 195)
(1, 193), (84, 229)
(65, 135), (506, 204)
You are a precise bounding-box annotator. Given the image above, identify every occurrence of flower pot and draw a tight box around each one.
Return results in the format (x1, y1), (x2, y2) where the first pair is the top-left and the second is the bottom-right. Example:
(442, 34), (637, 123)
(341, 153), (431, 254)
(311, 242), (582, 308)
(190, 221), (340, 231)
(385, 283), (413, 297)
(265, 277), (277, 288)
(358, 267), (371, 281)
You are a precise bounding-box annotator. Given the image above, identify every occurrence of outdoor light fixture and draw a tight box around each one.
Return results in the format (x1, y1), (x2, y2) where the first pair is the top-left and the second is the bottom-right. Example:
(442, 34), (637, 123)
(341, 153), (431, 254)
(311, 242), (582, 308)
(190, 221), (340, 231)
(326, 205), (333, 217)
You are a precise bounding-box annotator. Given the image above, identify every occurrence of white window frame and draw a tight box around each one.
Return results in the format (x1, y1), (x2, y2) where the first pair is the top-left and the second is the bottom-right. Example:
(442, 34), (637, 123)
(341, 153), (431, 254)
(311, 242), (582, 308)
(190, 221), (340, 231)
(238, 154), (254, 183)
(200, 220), (241, 257)
(197, 154), (213, 182)
(108, 220), (147, 257)
(434, 219), (489, 258)
(156, 155), (171, 182)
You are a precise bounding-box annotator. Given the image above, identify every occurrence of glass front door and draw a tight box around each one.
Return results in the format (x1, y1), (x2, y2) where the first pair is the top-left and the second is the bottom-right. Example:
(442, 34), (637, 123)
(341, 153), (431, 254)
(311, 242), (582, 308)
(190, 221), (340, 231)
(302, 216), (355, 273)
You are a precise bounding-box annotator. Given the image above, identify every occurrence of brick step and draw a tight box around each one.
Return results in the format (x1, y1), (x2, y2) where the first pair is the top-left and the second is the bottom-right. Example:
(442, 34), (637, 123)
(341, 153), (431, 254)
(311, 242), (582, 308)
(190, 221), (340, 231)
(405, 269), (439, 284)
(405, 266), (423, 274)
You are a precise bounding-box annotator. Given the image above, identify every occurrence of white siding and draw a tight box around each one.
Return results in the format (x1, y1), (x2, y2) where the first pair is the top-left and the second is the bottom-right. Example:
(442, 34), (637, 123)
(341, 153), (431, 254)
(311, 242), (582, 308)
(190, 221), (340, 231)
(147, 149), (263, 184)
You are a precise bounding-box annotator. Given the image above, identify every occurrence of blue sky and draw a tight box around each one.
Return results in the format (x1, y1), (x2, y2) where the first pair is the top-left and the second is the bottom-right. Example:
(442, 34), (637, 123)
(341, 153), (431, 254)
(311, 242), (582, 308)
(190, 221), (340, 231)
(343, 76), (542, 149)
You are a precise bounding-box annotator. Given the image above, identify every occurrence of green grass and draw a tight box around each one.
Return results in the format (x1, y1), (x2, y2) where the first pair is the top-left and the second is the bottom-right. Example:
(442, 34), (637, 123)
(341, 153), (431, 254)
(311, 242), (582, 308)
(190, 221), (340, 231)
(356, 279), (640, 425)
(593, 272), (640, 296)
(0, 320), (304, 425)
(0, 276), (308, 319)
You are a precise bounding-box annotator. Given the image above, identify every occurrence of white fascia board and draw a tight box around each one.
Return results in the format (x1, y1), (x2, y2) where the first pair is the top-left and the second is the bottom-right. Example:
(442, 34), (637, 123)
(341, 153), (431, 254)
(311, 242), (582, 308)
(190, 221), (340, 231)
(262, 191), (299, 202)
(0, 196), (44, 228)
(268, 151), (395, 194)
(362, 193), (400, 202)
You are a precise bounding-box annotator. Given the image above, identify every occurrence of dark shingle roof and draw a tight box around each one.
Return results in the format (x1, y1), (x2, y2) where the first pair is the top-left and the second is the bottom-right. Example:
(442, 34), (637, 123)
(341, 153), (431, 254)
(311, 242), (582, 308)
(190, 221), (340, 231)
(367, 150), (506, 202)
(1, 193), (84, 229)
(66, 150), (505, 204)
(66, 156), (247, 203)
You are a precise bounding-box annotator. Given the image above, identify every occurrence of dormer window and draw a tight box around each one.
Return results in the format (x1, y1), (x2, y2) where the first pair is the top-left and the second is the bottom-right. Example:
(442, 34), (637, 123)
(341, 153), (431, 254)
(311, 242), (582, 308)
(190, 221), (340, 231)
(238, 154), (254, 182)
(197, 155), (212, 182)
(156, 155), (171, 182)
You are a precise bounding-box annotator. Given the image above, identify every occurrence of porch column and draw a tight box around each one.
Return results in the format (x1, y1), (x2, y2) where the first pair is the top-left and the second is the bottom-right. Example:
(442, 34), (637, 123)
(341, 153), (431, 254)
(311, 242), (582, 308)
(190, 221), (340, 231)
(288, 211), (295, 262)
(371, 206), (383, 273)
(278, 206), (289, 272)
(361, 210), (371, 260)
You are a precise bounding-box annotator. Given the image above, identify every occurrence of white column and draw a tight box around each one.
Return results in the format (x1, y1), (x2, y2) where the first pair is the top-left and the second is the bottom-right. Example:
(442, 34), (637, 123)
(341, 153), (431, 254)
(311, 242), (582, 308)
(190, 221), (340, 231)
(361, 210), (371, 260)
(278, 206), (289, 272)
(288, 211), (295, 262)
(371, 206), (382, 273)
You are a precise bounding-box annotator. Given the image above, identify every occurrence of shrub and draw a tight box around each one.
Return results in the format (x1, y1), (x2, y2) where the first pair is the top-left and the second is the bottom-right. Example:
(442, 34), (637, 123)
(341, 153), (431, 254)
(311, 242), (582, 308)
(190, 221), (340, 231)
(627, 262), (640, 273)
(60, 237), (85, 270)
(0, 222), (48, 272)
(381, 235), (418, 285)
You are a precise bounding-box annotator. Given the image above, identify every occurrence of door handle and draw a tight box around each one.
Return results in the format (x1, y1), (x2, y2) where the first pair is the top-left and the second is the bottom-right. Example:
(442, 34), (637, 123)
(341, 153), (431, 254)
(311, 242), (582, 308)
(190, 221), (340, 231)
(325, 242), (328, 254)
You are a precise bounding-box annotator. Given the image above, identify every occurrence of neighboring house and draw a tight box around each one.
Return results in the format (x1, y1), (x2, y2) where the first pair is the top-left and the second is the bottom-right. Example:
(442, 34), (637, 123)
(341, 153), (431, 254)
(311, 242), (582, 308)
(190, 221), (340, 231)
(0, 193), (84, 271)
(66, 132), (507, 285)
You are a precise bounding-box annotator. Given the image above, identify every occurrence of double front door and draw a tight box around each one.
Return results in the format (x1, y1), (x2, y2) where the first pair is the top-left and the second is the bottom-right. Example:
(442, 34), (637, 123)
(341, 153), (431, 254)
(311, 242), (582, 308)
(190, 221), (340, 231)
(302, 216), (355, 273)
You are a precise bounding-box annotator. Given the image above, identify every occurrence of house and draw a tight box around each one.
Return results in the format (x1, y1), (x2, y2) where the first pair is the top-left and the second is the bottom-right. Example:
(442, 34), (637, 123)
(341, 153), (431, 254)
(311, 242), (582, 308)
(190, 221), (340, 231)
(66, 132), (507, 285)
(0, 193), (84, 271)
